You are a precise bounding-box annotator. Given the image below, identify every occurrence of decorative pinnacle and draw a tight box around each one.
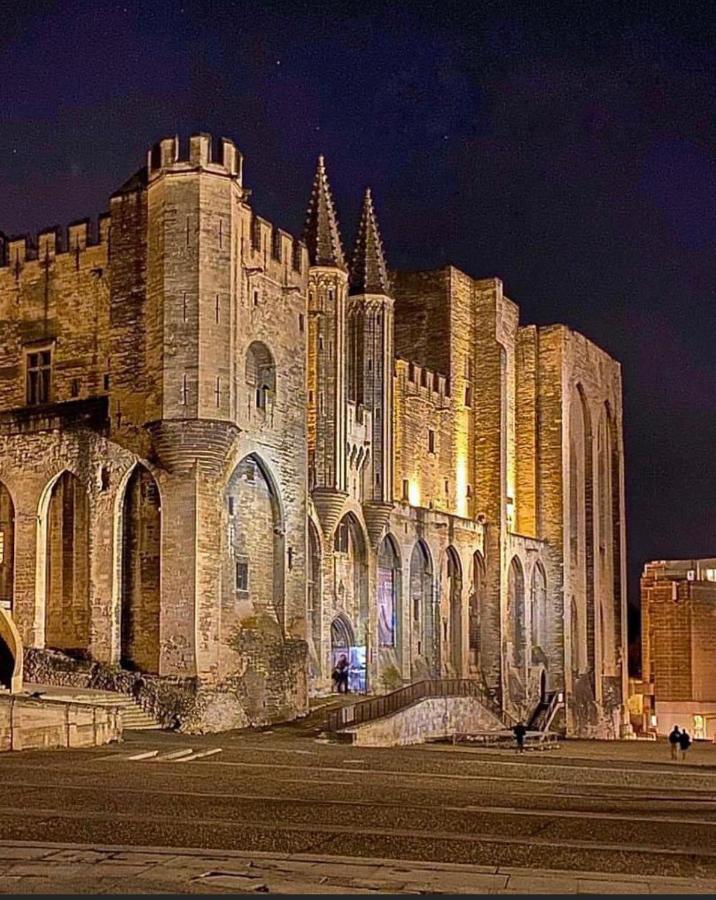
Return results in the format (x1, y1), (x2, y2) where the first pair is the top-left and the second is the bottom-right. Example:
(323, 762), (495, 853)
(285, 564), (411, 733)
(350, 187), (391, 296)
(302, 155), (347, 270)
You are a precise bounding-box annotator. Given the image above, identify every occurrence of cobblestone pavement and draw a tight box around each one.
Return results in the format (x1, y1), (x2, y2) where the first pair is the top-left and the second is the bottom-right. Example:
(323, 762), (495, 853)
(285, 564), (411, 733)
(1, 729), (716, 893)
(2, 840), (716, 894)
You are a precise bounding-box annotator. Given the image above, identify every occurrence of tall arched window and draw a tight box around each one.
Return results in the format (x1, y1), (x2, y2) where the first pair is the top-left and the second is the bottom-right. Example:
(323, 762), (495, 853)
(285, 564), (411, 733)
(507, 556), (525, 668)
(45, 471), (90, 656)
(468, 551), (485, 674)
(444, 547), (463, 675)
(377, 535), (400, 649)
(0, 482), (15, 614)
(225, 455), (284, 624)
(121, 465), (161, 673)
(409, 540), (436, 676)
(530, 563), (547, 653)
(245, 342), (276, 412)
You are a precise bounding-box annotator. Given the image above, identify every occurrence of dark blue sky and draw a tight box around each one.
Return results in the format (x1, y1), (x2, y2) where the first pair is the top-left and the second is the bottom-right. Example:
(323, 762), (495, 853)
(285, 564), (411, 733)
(2, 2), (715, 631)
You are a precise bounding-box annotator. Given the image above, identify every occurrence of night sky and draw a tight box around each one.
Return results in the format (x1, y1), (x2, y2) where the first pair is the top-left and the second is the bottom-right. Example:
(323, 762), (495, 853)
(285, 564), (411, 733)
(2, 2), (715, 644)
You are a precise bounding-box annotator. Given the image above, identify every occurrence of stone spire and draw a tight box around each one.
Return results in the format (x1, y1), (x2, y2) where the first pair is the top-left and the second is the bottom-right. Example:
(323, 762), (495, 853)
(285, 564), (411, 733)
(350, 188), (391, 296)
(302, 155), (346, 269)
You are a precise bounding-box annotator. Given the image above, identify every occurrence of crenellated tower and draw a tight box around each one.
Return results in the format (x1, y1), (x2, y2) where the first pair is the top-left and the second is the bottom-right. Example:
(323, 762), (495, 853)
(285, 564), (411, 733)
(348, 188), (395, 545)
(304, 156), (350, 535)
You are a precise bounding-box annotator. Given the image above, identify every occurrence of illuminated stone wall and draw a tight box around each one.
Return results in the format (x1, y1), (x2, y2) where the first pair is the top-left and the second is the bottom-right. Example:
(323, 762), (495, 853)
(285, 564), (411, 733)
(0, 132), (627, 736)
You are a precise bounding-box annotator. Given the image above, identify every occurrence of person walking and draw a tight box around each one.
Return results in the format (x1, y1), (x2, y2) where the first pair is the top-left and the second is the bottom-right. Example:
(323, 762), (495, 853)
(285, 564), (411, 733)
(678, 728), (692, 761)
(334, 654), (350, 694)
(513, 721), (527, 753)
(668, 725), (681, 761)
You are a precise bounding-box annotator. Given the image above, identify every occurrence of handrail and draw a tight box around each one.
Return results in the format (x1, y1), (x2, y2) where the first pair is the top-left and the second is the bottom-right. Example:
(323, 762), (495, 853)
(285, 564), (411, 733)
(326, 678), (502, 732)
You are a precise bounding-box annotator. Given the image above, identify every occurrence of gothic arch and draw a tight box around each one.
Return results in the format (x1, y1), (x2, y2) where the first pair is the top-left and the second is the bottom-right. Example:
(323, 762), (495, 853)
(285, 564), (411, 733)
(307, 517), (323, 673)
(41, 471), (91, 656)
(0, 481), (15, 615)
(507, 556), (525, 668)
(120, 464), (162, 673)
(468, 550), (485, 674)
(569, 384), (592, 678)
(597, 405), (616, 674)
(225, 453), (285, 627)
(530, 561), (548, 655)
(409, 540), (437, 676)
(377, 534), (401, 651)
(443, 546), (463, 675)
(333, 512), (369, 644)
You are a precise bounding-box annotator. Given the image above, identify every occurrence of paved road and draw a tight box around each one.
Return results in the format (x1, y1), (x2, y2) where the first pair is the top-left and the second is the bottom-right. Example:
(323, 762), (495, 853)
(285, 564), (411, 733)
(1, 728), (716, 892)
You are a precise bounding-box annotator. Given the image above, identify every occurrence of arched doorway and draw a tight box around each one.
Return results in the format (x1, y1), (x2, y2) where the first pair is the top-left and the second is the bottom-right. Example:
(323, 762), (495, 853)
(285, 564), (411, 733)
(409, 540), (436, 677)
(468, 551), (485, 675)
(332, 514), (368, 692)
(377, 535), (400, 652)
(0, 482), (15, 615)
(507, 556), (525, 668)
(225, 455), (284, 625)
(444, 547), (463, 675)
(121, 465), (161, 672)
(45, 471), (90, 656)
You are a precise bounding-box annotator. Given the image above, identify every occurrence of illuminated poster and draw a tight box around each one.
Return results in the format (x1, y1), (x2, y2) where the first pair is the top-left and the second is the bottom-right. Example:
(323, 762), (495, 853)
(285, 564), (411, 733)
(378, 567), (395, 647)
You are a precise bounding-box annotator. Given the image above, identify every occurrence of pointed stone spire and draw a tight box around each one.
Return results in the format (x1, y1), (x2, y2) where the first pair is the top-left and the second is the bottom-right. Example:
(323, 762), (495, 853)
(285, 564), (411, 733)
(302, 155), (347, 269)
(350, 188), (392, 296)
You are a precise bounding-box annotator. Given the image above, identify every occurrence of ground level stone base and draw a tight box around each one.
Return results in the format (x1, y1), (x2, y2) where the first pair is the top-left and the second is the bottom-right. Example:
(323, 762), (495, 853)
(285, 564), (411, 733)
(344, 695), (505, 746)
(0, 695), (121, 752)
(23, 646), (308, 734)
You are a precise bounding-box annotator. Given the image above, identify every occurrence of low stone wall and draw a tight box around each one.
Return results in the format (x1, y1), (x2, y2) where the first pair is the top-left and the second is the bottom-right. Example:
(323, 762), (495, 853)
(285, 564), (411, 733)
(344, 696), (505, 747)
(24, 644), (308, 734)
(0, 694), (122, 752)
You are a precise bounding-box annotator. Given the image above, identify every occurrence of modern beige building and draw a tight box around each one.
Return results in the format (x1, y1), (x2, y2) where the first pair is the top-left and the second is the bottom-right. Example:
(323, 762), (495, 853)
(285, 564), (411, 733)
(639, 558), (716, 740)
(0, 133), (628, 736)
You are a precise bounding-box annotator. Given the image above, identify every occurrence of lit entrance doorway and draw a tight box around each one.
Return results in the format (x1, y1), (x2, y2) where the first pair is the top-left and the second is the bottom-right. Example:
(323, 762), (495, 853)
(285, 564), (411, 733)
(330, 615), (366, 693)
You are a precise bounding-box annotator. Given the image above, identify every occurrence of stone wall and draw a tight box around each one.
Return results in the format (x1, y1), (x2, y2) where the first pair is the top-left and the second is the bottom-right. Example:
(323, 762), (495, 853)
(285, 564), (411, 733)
(345, 695), (505, 747)
(0, 692), (122, 752)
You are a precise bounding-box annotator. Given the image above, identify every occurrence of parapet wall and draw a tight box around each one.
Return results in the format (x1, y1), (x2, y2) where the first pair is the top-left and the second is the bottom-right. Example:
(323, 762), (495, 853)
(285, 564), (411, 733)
(0, 693), (122, 752)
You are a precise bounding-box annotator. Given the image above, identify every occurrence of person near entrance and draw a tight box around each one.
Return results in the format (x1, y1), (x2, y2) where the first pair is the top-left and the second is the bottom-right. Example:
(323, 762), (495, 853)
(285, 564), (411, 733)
(678, 728), (692, 761)
(513, 721), (527, 753)
(668, 725), (681, 760)
(332, 654), (350, 693)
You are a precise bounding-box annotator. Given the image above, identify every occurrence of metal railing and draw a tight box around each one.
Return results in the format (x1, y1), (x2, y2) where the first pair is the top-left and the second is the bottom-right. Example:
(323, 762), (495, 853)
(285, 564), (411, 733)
(326, 678), (499, 732)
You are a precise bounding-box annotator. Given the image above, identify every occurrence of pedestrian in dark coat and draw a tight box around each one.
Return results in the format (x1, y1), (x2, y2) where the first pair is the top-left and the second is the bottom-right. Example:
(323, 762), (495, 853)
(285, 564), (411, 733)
(668, 725), (681, 761)
(513, 721), (528, 753)
(678, 729), (692, 761)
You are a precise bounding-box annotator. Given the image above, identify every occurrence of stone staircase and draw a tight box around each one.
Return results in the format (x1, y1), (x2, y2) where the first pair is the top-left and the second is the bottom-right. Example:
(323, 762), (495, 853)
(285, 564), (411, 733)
(22, 683), (162, 732)
(116, 698), (161, 731)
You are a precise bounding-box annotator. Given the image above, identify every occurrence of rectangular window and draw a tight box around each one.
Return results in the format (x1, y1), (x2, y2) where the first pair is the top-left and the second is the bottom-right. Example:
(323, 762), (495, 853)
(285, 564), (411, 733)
(235, 560), (249, 592)
(26, 349), (52, 405)
(253, 290), (259, 306)
(103, 373), (110, 391)
(70, 378), (80, 398)
(428, 429), (435, 453)
(402, 479), (410, 501)
(228, 496), (235, 516)
(465, 385), (472, 407)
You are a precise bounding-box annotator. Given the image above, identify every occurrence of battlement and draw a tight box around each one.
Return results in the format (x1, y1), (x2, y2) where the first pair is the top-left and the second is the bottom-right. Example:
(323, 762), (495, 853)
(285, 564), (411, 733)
(0, 214), (111, 269)
(396, 358), (451, 400)
(247, 211), (306, 280)
(147, 133), (243, 182)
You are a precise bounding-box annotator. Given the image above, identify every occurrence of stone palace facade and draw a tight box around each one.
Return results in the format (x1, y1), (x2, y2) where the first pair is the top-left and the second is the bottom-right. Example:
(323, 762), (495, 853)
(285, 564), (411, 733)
(0, 133), (628, 735)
